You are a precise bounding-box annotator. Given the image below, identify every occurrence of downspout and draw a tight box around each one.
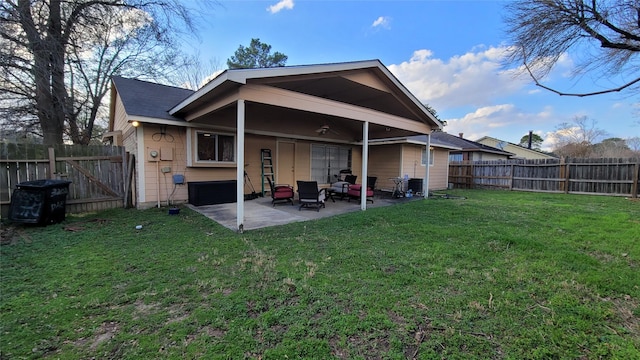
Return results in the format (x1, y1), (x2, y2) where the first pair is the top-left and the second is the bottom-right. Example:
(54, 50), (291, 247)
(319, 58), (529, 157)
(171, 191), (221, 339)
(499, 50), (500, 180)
(236, 99), (245, 233)
(361, 121), (369, 210)
(423, 132), (431, 199)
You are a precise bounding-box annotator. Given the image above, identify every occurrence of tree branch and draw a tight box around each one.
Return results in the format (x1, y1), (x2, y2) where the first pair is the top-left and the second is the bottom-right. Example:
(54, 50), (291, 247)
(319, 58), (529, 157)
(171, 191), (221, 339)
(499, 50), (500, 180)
(522, 48), (640, 97)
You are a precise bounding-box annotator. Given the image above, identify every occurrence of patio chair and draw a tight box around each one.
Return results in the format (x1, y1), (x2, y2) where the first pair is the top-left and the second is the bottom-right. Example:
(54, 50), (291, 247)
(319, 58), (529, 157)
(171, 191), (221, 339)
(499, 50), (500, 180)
(328, 174), (357, 201)
(296, 180), (327, 212)
(347, 176), (377, 203)
(267, 177), (294, 207)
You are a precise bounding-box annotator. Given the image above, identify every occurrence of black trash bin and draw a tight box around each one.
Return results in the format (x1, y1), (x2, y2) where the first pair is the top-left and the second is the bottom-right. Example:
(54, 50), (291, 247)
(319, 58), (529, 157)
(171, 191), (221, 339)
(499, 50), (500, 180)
(9, 179), (72, 225)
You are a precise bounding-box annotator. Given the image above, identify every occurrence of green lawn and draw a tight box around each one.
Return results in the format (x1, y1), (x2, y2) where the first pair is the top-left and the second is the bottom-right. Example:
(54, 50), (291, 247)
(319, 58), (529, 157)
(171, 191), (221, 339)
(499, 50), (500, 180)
(1, 190), (639, 359)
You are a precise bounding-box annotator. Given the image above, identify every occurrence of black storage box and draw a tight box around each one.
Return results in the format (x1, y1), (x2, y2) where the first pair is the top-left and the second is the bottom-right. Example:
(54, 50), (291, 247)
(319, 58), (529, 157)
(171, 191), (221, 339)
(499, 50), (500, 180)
(9, 179), (72, 225)
(188, 180), (237, 206)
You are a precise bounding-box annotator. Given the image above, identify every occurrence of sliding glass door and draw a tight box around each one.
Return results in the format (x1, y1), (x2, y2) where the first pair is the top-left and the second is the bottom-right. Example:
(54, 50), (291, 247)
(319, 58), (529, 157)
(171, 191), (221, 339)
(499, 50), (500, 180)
(310, 144), (352, 184)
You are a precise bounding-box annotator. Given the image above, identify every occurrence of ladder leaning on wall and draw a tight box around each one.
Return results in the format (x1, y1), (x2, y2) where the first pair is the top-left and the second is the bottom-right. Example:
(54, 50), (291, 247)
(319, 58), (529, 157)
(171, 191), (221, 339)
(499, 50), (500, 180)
(261, 149), (274, 196)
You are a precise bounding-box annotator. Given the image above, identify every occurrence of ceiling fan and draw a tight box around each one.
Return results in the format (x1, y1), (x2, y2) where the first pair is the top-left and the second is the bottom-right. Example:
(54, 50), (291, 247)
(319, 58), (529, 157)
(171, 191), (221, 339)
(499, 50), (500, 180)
(315, 124), (339, 136)
(315, 124), (330, 135)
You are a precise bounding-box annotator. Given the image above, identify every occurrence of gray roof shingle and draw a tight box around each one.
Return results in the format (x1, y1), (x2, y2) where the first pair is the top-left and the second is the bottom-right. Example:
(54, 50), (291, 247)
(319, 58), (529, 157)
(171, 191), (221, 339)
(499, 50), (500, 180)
(112, 76), (194, 121)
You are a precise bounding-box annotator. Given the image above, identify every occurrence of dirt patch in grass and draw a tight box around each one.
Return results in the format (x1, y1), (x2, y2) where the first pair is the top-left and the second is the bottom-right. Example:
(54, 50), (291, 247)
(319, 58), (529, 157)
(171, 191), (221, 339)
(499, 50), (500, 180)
(91, 321), (119, 350)
(0, 224), (31, 245)
(605, 295), (640, 334)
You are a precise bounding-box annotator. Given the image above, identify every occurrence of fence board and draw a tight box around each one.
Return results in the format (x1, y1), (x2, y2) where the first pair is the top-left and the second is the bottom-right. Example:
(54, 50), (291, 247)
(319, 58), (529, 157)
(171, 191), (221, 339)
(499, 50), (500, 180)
(449, 157), (640, 197)
(1, 143), (129, 219)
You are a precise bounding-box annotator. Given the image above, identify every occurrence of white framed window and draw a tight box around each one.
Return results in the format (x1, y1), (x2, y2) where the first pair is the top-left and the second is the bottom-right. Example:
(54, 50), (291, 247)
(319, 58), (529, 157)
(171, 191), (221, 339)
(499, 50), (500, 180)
(188, 129), (236, 166)
(421, 147), (434, 166)
(311, 144), (352, 184)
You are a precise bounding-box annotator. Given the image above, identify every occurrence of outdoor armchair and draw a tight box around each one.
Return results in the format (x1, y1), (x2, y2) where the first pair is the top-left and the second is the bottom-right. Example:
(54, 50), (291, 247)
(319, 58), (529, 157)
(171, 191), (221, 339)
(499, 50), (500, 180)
(267, 177), (294, 207)
(328, 174), (357, 201)
(296, 180), (327, 211)
(347, 176), (377, 203)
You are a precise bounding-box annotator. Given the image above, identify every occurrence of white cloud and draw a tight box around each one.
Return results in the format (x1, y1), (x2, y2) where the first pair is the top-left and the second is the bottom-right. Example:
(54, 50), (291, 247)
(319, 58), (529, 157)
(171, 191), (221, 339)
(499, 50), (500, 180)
(443, 105), (558, 146)
(388, 46), (529, 110)
(372, 16), (391, 29)
(267, 0), (294, 14)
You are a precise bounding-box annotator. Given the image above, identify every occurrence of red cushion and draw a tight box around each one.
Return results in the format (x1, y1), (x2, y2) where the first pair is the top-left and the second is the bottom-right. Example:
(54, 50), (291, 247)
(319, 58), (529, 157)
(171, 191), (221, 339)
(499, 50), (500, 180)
(273, 186), (293, 199)
(347, 186), (373, 197)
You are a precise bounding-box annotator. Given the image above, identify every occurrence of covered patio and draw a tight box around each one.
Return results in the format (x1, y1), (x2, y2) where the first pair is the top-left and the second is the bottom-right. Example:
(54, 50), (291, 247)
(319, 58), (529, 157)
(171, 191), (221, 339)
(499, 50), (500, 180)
(168, 60), (442, 232)
(187, 191), (419, 231)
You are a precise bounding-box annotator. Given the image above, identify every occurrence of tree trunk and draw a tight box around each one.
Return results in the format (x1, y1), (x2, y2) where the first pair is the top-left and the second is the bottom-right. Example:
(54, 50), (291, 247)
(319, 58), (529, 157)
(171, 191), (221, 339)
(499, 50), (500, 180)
(17, 0), (66, 145)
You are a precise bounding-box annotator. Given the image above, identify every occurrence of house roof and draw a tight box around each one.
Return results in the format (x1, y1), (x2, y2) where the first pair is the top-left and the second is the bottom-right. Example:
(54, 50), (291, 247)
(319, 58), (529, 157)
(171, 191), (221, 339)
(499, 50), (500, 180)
(169, 60), (442, 130)
(111, 76), (194, 121)
(475, 136), (557, 159)
(110, 60), (444, 141)
(428, 132), (513, 156)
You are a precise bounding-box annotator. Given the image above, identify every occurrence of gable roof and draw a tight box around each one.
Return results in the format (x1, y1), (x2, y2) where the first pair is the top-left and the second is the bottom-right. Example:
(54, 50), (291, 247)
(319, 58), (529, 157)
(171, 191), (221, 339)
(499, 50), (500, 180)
(169, 60), (442, 129)
(475, 136), (557, 159)
(111, 76), (194, 121)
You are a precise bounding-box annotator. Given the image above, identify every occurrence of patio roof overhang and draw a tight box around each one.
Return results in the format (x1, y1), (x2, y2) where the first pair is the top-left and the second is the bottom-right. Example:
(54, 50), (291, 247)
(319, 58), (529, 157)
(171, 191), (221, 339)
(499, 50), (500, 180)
(169, 60), (441, 141)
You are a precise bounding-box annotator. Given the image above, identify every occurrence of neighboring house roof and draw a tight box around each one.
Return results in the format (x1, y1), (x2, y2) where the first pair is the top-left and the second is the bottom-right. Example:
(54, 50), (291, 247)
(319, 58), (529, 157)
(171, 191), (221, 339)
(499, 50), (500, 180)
(475, 136), (557, 159)
(111, 76), (194, 121)
(430, 132), (513, 156)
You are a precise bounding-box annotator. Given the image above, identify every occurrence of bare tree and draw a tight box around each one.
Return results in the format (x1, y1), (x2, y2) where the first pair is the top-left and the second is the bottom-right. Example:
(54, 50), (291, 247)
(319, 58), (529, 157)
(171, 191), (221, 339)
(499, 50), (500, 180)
(550, 116), (609, 157)
(174, 52), (223, 90)
(504, 0), (640, 97)
(626, 136), (640, 153)
(591, 137), (635, 157)
(0, 0), (202, 145)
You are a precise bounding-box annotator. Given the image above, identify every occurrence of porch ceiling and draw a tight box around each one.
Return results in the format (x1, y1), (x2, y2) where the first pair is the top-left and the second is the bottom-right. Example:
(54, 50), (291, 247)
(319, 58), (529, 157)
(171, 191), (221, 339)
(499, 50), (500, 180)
(261, 76), (422, 121)
(189, 101), (427, 142)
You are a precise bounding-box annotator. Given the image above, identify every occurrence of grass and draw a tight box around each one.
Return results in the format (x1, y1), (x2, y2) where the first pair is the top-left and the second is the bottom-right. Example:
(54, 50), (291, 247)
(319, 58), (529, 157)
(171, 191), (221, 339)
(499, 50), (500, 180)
(1, 189), (639, 359)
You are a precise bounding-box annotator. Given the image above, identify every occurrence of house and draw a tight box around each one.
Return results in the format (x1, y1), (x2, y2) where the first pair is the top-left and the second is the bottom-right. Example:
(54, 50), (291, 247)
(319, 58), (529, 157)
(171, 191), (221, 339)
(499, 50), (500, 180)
(106, 60), (443, 231)
(475, 136), (557, 160)
(434, 132), (513, 161)
(368, 134), (462, 193)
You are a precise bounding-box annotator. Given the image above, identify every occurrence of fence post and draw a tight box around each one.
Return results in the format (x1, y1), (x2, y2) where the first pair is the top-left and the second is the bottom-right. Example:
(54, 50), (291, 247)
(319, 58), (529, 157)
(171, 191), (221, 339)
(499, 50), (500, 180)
(509, 164), (514, 190)
(632, 161), (639, 199)
(563, 157), (570, 194)
(48, 147), (55, 179)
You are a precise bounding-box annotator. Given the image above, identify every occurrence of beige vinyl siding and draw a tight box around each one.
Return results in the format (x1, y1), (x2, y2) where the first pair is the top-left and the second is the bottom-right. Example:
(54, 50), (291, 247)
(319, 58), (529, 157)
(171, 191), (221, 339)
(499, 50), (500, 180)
(369, 144), (402, 191)
(429, 149), (449, 190)
(114, 95), (136, 152)
(471, 152), (508, 161)
(401, 144), (424, 179)
(400, 144), (451, 191)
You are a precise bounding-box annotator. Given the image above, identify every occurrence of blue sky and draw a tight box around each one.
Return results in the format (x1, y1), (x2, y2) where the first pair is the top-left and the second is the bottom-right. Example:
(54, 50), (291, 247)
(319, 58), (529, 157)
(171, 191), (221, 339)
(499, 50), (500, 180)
(187, 0), (639, 150)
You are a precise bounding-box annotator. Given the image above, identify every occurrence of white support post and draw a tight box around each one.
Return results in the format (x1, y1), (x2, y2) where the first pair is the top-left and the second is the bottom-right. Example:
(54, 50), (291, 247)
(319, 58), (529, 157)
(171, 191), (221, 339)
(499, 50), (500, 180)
(361, 121), (369, 210)
(423, 132), (431, 199)
(236, 100), (245, 232)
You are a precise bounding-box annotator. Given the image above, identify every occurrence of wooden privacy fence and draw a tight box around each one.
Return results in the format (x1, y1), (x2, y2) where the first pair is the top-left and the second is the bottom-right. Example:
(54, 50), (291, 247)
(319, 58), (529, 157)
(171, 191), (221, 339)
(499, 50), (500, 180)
(1, 143), (133, 219)
(449, 157), (640, 197)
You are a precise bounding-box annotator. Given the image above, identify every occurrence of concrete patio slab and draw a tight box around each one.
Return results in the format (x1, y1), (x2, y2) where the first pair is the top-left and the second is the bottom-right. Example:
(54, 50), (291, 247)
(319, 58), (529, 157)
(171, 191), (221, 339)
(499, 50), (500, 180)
(186, 192), (419, 232)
